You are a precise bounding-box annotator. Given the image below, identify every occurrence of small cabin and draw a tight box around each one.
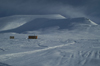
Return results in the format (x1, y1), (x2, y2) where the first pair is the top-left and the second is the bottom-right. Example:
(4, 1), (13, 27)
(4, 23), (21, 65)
(28, 36), (38, 39)
(10, 36), (14, 39)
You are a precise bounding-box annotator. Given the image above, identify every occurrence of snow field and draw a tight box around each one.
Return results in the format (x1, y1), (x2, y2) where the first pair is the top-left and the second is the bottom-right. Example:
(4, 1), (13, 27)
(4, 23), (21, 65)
(0, 15), (100, 66)
(0, 31), (100, 66)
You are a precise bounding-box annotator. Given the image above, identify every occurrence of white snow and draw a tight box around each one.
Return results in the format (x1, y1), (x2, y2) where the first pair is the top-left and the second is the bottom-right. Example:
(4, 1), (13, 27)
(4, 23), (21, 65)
(1, 22), (26, 31)
(0, 30), (100, 66)
(0, 42), (75, 61)
(0, 17), (98, 33)
(0, 14), (65, 31)
(88, 19), (98, 25)
(0, 15), (100, 66)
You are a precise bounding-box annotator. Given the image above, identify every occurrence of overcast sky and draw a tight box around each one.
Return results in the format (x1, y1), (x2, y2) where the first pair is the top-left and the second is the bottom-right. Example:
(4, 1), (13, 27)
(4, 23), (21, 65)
(0, 0), (100, 23)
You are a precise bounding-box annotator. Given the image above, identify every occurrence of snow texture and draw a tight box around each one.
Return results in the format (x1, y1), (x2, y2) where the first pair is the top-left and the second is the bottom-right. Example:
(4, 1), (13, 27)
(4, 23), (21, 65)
(0, 14), (65, 31)
(0, 17), (99, 33)
(0, 15), (100, 66)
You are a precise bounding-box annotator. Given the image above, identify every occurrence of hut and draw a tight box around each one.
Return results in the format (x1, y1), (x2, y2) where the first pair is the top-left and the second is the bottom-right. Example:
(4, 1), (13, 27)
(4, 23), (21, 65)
(28, 36), (38, 39)
(10, 36), (14, 39)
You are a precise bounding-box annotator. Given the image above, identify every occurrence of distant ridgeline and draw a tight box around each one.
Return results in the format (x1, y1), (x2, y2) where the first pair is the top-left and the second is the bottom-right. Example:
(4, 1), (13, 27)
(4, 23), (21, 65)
(0, 17), (99, 33)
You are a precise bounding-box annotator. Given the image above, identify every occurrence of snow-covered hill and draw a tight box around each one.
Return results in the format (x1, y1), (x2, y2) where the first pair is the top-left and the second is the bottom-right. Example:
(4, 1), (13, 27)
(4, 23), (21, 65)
(0, 14), (65, 31)
(0, 15), (100, 66)
(0, 16), (99, 33)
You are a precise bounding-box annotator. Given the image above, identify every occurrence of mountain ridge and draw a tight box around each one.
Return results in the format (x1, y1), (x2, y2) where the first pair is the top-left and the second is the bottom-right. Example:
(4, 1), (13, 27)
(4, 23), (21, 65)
(0, 17), (98, 33)
(0, 14), (65, 31)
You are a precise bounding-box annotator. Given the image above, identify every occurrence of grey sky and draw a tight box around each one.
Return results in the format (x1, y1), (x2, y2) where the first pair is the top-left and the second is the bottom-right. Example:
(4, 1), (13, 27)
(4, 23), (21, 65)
(0, 0), (100, 23)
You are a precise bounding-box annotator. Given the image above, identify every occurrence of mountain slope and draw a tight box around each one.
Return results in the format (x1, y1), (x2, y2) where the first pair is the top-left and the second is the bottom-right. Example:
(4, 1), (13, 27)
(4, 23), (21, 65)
(0, 14), (65, 31)
(0, 17), (98, 33)
(0, 16), (100, 66)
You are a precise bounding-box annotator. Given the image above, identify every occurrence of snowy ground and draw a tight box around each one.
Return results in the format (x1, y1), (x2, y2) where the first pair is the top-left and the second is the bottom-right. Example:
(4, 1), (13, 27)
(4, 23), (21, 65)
(0, 30), (100, 66)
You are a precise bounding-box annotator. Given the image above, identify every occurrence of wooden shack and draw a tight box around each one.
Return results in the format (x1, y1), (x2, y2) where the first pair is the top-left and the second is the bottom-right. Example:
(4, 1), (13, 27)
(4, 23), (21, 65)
(28, 36), (38, 39)
(10, 36), (14, 39)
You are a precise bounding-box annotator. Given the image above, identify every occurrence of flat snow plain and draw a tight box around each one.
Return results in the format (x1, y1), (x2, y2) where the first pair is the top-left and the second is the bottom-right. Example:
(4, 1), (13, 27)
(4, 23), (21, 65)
(0, 30), (100, 66)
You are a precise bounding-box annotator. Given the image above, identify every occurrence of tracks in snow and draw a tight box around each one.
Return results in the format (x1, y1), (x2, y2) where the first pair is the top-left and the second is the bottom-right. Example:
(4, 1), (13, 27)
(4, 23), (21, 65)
(65, 50), (100, 66)
(0, 42), (75, 61)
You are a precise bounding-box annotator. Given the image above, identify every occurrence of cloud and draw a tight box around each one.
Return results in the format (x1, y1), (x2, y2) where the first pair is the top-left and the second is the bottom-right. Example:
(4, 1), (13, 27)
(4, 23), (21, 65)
(47, 5), (87, 18)
(0, 0), (100, 23)
(3, 0), (86, 17)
